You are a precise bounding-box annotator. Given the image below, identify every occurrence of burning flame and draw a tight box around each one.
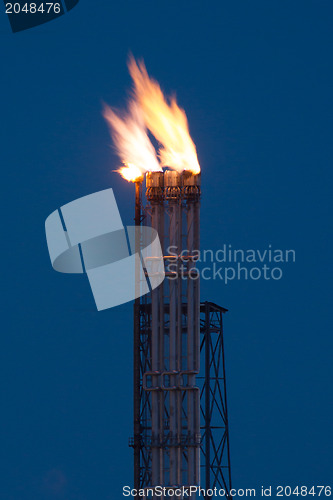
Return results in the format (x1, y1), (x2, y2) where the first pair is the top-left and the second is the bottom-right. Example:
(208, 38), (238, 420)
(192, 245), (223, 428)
(103, 56), (200, 182)
(103, 101), (161, 182)
(128, 56), (200, 175)
(117, 163), (144, 182)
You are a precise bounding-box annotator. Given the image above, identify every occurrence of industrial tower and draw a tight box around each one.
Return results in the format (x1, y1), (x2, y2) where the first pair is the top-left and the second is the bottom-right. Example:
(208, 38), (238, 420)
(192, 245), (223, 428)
(130, 171), (232, 498)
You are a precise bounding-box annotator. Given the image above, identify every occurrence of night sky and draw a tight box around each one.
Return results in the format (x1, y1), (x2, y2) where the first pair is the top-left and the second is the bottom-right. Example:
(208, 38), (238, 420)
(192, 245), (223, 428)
(1, 1), (332, 499)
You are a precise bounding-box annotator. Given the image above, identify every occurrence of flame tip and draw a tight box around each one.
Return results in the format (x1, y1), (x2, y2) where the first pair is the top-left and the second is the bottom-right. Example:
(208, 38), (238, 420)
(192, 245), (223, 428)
(104, 56), (201, 182)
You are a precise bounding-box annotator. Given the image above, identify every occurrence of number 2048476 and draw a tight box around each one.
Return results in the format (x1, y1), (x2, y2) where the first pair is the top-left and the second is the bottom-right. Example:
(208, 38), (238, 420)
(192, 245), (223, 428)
(275, 486), (331, 497)
(5, 3), (61, 14)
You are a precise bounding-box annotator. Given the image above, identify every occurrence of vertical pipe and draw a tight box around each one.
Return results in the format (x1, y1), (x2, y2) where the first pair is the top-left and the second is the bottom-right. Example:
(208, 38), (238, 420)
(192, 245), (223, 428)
(184, 173), (201, 489)
(157, 201), (165, 487)
(187, 201), (195, 487)
(146, 173), (165, 489)
(164, 170), (182, 487)
(193, 193), (201, 488)
(134, 180), (143, 490)
(169, 200), (181, 485)
(176, 208), (183, 487)
(151, 202), (162, 487)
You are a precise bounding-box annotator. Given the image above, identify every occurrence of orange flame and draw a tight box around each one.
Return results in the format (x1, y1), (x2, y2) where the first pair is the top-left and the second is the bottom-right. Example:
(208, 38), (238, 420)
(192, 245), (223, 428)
(103, 57), (200, 182)
(117, 164), (144, 182)
(103, 101), (161, 182)
(128, 56), (200, 175)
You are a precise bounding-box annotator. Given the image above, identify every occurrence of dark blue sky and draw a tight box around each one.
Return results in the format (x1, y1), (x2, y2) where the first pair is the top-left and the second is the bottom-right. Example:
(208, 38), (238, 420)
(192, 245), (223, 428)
(1, 2), (332, 498)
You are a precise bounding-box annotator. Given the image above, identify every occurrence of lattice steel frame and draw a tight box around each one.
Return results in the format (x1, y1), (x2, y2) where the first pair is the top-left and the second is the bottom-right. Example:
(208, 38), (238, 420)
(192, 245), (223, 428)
(199, 302), (232, 498)
(130, 172), (232, 496)
(131, 301), (232, 496)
